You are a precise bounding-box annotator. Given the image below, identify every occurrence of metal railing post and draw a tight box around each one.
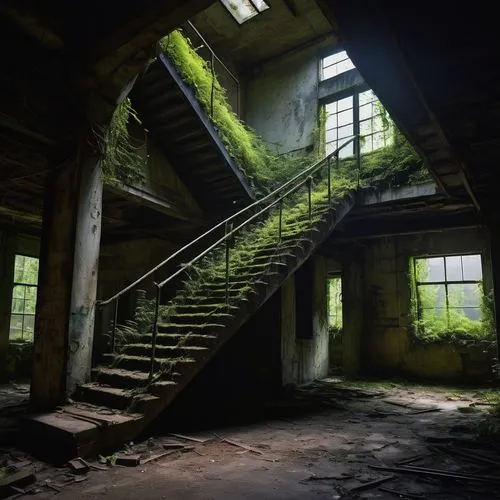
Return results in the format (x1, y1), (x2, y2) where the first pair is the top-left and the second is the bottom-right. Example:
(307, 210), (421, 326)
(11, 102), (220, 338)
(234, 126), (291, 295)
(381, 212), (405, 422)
(149, 285), (161, 382)
(278, 199), (283, 241)
(111, 298), (119, 353)
(225, 222), (232, 307)
(307, 176), (312, 221)
(327, 156), (332, 206)
(355, 135), (361, 189)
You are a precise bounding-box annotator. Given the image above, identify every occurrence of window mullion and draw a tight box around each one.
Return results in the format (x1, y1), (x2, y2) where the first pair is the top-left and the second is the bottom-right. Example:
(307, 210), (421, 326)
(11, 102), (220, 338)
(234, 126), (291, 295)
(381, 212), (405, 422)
(353, 91), (360, 144)
(443, 257), (450, 330)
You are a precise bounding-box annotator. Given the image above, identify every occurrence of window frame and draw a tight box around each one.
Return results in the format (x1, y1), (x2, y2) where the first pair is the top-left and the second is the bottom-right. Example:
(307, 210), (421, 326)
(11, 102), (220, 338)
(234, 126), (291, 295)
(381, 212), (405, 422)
(413, 253), (484, 334)
(319, 49), (394, 157)
(10, 254), (39, 341)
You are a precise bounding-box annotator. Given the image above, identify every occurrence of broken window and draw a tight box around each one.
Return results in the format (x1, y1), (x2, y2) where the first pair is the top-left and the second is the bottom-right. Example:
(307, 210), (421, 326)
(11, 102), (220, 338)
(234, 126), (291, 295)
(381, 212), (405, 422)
(412, 254), (491, 341)
(328, 276), (343, 336)
(10, 255), (39, 341)
(320, 50), (355, 81)
(220, 0), (269, 24)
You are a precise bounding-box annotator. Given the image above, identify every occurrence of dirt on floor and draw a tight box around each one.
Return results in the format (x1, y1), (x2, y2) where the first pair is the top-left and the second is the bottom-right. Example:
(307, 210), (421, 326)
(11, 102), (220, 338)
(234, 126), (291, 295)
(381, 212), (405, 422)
(2, 378), (500, 499)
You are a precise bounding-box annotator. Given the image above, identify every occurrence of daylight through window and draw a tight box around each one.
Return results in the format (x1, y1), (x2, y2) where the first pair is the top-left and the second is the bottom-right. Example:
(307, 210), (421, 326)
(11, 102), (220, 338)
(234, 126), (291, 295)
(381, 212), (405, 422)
(413, 254), (489, 341)
(220, 0), (269, 24)
(328, 276), (343, 335)
(321, 50), (355, 81)
(10, 255), (39, 341)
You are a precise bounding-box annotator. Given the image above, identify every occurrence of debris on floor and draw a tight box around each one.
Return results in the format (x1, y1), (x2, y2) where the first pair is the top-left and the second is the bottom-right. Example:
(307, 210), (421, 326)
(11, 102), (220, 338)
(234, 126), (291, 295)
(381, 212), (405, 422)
(1, 379), (500, 499)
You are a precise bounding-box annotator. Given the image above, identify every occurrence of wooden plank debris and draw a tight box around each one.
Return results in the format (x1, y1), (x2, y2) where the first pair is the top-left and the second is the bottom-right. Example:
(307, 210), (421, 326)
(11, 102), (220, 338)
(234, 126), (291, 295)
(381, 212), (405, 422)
(349, 475), (395, 492)
(115, 454), (141, 467)
(369, 464), (500, 484)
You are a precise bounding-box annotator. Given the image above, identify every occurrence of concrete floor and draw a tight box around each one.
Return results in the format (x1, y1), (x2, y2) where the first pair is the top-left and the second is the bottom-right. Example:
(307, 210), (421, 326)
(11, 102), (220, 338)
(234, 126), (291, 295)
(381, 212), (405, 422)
(3, 379), (500, 499)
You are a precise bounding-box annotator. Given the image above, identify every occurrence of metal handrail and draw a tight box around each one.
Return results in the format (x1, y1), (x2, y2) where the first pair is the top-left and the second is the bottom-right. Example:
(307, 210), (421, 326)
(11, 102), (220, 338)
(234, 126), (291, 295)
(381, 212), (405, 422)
(186, 21), (241, 116)
(100, 135), (361, 378)
(99, 136), (357, 307)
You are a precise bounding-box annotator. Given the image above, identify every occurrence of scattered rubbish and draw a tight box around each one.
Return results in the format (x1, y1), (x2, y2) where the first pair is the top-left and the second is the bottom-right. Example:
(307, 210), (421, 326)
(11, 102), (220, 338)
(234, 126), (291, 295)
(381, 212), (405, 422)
(67, 457), (90, 475)
(73, 476), (88, 483)
(349, 475), (394, 492)
(115, 454), (141, 467)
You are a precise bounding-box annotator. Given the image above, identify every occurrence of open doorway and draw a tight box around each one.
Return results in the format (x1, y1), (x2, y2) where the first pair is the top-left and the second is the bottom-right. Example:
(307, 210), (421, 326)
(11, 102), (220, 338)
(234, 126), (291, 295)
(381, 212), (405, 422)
(328, 274), (343, 373)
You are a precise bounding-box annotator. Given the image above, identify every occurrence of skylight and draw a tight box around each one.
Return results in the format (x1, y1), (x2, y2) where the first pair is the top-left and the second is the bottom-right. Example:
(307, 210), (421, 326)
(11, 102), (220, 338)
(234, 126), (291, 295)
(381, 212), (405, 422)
(220, 0), (269, 24)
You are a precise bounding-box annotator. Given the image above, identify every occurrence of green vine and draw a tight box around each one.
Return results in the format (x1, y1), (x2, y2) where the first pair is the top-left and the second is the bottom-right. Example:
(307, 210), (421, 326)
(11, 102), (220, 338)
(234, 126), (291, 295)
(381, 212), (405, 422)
(101, 98), (147, 186)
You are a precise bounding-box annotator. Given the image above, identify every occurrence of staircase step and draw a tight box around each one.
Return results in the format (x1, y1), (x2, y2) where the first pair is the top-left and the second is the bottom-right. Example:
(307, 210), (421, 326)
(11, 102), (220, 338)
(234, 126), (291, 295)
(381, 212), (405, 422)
(123, 344), (208, 359)
(140, 333), (217, 347)
(92, 367), (150, 389)
(112, 354), (197, 372)
(74, 384), (160, 412)
(156, 322), (226, 333)
(161, 312), (233, 325)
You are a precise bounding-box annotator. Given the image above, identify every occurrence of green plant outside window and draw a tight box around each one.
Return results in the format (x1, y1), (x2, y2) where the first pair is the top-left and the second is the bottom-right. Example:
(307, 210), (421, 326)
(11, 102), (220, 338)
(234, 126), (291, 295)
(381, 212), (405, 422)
(10, 255), (39, 341)
(328, 276), (343, 336)
(411, 255), (495, 343)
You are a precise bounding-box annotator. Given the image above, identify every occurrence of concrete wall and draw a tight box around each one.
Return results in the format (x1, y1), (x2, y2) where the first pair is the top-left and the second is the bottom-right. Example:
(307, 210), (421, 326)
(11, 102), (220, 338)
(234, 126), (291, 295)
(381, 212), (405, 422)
(281, 256), (330, 385)
(339, 227), (496, 382)
(246, 41), (332, 155)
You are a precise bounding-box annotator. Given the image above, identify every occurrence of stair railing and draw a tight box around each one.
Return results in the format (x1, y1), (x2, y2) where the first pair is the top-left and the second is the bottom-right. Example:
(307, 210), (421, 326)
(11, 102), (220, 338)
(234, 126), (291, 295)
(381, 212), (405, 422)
(98, 136), (360, 381)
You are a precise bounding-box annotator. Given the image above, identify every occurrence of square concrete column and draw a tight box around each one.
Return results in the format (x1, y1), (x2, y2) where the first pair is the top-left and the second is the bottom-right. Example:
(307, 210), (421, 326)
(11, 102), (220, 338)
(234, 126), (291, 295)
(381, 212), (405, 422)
(31, 152), (102, 411)
(342, 249), (364, 375)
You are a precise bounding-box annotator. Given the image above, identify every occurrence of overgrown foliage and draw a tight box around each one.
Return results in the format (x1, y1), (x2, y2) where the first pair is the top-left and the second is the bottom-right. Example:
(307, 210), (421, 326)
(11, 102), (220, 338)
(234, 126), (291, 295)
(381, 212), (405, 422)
(101, 98), (147, 186)
(409, 258), (495, 344)
(159, 30), (428, 193)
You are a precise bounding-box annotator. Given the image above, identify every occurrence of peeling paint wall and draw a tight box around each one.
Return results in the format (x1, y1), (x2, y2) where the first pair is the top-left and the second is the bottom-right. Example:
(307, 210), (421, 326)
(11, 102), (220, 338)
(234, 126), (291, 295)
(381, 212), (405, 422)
(246, 40), (333, 155)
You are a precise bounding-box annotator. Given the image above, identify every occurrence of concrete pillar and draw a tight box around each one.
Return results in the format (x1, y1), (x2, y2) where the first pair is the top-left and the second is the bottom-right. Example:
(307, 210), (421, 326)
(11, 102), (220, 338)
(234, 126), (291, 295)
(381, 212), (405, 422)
(281, 275), (297, 385)
(31, 149), (103, 411)
(0, 232), (16, 365)
(342, 249), (364, 375)
(67, 160), (102, 395)
(311, 256), (329, 377)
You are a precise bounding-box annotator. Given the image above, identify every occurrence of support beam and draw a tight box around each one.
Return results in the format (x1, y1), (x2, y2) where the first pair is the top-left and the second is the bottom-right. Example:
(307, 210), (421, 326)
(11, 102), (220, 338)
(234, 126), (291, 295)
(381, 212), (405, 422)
(31, 146), (103, 410)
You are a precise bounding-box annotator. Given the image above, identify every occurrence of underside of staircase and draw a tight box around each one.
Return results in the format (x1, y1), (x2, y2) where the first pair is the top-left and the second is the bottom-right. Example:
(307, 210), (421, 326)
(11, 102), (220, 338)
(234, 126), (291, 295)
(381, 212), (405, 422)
(21, 187), (356, 462)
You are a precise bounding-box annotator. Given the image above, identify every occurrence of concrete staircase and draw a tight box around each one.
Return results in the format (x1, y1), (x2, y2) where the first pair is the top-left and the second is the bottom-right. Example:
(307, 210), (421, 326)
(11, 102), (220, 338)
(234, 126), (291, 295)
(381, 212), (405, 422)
(22, 187), (356, 462)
